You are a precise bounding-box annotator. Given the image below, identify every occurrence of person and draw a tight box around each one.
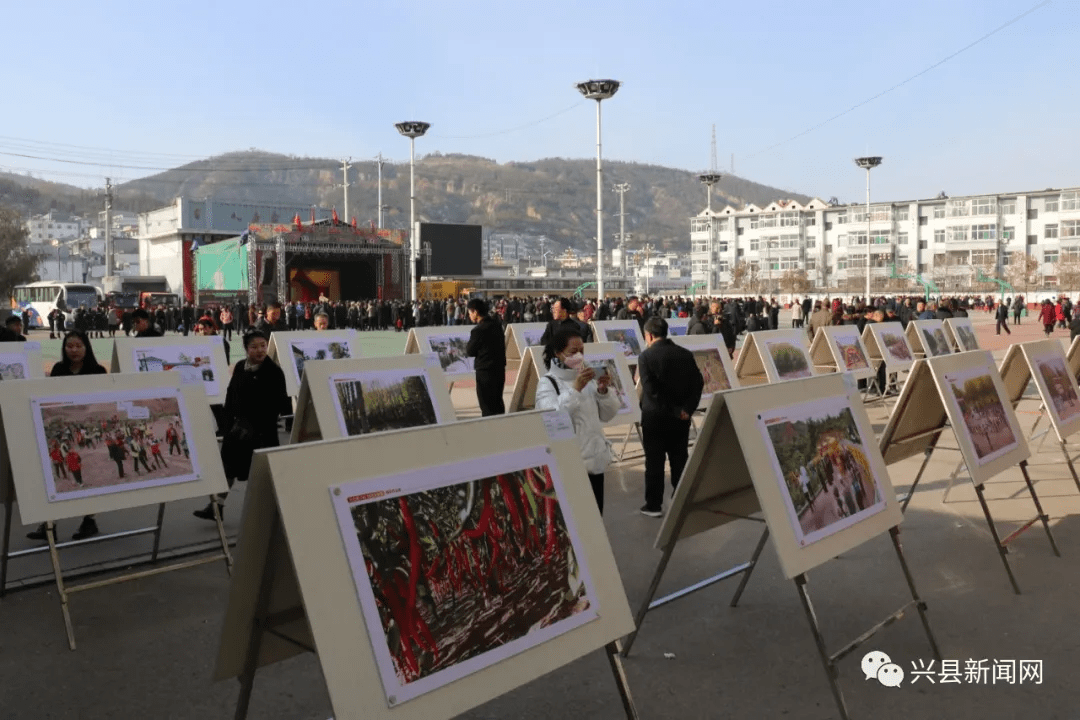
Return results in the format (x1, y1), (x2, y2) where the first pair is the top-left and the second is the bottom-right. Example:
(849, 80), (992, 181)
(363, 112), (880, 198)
(1013, 296), (1024, 325)
(0, 315), (26, 342)
(539, 297), (591, 346)
(792, 299), (804, 328)
(995, 299), (1012, 336)
(219, 305), (233, 341)
(637, 317), (704, 517)
(1040, 299), (1056, 337)
(194, 316), (230, 364)
(255, 301), (288, 338)
(465, 298), (506, 416)
(687, 306), (709, 335)
(28, 331), (108, 542)
(131, 308), (162, 337)
(194, 330), (290, 521)
(534, 327), (620, 513)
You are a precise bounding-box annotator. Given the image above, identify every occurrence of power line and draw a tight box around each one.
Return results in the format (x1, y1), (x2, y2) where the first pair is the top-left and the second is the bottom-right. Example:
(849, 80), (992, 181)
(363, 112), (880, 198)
(744, 0), (1052, 160)
(427, 102), (584, 139)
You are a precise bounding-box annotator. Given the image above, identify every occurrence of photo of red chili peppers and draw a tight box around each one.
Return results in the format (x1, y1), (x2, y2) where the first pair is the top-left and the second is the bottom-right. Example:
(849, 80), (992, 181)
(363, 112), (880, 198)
(342, 459), (596, 700)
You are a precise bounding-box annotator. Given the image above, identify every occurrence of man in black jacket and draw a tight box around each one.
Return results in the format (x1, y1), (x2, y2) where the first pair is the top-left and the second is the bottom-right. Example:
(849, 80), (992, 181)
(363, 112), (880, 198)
(539, 297), (591, 346)
(255, 301), (289, 338)
(465, 298), (506, 416)
(637, 317), (705, 516)
(131, 308), (163, 337)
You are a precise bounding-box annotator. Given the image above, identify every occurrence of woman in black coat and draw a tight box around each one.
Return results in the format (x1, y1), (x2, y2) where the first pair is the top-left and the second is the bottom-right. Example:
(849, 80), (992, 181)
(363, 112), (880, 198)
(194, 330), (290, 520)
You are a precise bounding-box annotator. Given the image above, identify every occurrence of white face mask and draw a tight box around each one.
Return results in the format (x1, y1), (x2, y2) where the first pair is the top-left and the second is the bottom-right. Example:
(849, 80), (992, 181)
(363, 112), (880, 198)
(562, 352), (585, 369)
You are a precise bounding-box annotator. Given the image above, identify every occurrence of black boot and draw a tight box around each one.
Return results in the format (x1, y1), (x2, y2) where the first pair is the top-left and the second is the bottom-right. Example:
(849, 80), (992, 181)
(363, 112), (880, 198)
(72, 516), (99, 540)
(26, 523), (53, 541)
(193, 502), (223, 521)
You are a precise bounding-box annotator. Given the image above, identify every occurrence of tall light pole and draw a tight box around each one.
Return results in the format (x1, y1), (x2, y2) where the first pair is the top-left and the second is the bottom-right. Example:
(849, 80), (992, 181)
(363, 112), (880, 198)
(576, 79), (621, 302)
(699, 172), (722, 297)
(855, 156), (883, 304)
(395, 122), (430, 302)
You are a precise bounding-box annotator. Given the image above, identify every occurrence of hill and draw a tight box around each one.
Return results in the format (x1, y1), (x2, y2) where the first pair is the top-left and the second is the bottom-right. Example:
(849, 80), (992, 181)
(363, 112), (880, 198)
(1, 151), (812, 253)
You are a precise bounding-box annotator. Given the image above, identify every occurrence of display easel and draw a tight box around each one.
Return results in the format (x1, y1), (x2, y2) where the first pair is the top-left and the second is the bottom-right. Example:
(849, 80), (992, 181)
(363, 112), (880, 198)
(589, 320), (646, 366)
(733, 328), (817, 387)
(996, 340), (1080, 492)
(0, 373), (233, 648)
(403, 327), (477, 384)
(860, 322), (913, 407)
(943, 317), (981, 353)
(503, 321), (548, 369)
(289, 354), (456, 443)
(267, 329), (361, 399)
(878, 355), (1059, 594)
(905, 319), (952, 360)
(216, 413), (638, 720)
(111, 334), (232, 405)
(622, 375), (938, 720)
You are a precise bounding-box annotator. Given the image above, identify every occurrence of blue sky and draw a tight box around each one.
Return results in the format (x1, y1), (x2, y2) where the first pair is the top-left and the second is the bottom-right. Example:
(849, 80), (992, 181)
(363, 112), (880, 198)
(2, 0), (1075, 204)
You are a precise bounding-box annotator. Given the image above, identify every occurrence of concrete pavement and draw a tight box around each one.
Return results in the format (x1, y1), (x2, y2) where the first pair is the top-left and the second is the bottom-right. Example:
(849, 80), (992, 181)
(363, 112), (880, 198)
(3, 314), (1080, 719)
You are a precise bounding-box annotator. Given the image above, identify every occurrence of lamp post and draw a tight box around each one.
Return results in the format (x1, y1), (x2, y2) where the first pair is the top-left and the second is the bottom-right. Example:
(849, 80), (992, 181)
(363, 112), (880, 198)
(576, 79), (621, 302)
(854, 156), (883, 304)
(395, 121), (431, 302)
(699, 172), (722, 297)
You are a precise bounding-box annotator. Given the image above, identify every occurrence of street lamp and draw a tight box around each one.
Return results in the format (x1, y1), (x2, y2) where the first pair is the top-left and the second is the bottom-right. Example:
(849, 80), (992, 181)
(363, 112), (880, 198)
(699, 172), (722, 297)
(395, 121), (431, 302)
(854, 156), (883, 304)
(576, 79), (621, 302)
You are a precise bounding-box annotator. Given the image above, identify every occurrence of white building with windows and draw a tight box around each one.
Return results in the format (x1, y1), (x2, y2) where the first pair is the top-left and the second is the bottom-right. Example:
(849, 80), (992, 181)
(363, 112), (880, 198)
(24, 211), (85, 245)
(689, 188), (1080, 294)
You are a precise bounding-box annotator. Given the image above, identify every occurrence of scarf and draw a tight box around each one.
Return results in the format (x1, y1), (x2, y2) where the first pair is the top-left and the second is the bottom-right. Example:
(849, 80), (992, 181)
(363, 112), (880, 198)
(243, 359), (263, 372)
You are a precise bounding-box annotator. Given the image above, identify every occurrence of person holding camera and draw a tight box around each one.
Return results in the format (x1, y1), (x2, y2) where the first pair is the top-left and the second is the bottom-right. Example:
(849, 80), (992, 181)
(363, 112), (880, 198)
(535, 326), (621, 514)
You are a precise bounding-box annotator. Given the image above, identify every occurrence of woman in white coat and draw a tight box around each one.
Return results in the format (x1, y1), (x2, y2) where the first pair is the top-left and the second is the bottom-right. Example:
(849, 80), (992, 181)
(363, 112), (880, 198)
(534, 326), (621, 514)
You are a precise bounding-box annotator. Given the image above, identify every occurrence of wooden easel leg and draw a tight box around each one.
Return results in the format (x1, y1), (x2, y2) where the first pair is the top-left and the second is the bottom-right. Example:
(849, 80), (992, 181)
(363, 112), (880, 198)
(794, 574), (850, 720)
(0, 500), (13, 598)
(621, 540), (676, 657)
(899, 446), (935, 513)
(45, 520), (77, 650)
(150, 503), (166, 562)
(234, 516), (280, 720)
(973, 484), (1022, 595)
(604, 641), (639, 720)
(617, 423), (638, 461)
(730, 526), (769, 607)
(1018, 460), (1060, 558)
(889, 527), (941, 661)
(939, 457), (967, 504)
(212, 496), (234, 576)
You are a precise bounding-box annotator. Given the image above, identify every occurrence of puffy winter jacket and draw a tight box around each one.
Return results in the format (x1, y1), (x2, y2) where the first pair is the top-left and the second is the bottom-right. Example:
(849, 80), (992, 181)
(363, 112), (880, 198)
(534, 361), (621, 474)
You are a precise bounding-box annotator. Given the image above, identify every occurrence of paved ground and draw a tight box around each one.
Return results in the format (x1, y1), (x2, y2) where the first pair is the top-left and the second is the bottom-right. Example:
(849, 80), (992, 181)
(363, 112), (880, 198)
(4, 313), (1080, 719)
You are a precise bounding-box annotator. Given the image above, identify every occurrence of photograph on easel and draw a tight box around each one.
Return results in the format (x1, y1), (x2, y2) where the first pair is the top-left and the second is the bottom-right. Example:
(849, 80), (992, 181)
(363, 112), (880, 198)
(921, 327), (951, 357)
(602, 328), (642, 358)
(832, 332), (870, 371)
(1032, 353), (1080, 426)
(953, 323), (979, 352)
(585, 359), (630, 411)
(330, 368), (442, 436)
(942, 366), (1018, 464)
(758, 395), (886, 547)
(331, 447), (599, 705)
(692, 349), (733, 395)
(426, 334), (475, 374)
(878, 329), (913, 363)
(520, 328), (545, 348)
(134, 345), (220, 396)
(32, 387), (200, 502)
(290, 338), (353, 385)
(0, 353), (29, 380)
(764, 340), (813, 380)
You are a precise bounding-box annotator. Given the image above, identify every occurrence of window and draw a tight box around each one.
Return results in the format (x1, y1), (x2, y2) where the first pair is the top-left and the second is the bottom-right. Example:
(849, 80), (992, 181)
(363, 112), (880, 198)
(837, 258), (847, 270)
(837, 234), (847, 247)
(736, 226), (744, 236)
(933, 206), (946, 219)
(971, 197), (996, 215)
(1028, 209), (1039, 220)
(1063, 220), (1080, 238)
(714, 218), (729, 232)
(805, 238), (816, 249)
(898, 232), (908, 245)
(1062, 248), (1080, 263)
(1028, 234), (1038, 245)
(972, 224), (996, 240)
(759, 214), (777, 229)
(690, 218), (710, 233)
(971, 249), (996, 266)
(934, 229), (946, 244)
(750, 238), (760, 251)
(919, 239), (928, 249)
(717, 261), (730, 273)
(749, 261), (760, 271)
(919, 263), (929, 274)
(718, 241), (729, 252)
(848, 253), (867, 268)
(1046, 199), (1059, 213)
(825, 221), (833, 231)
(1000, 201), (1016, 215)
(1002, 226), (1015, 241)
(750, 218), (760, 230)
(1061, 192), (1080, 212)
(1002, 252), (1013, 267)
(836, 214), (847, 224)
(779, 234), (800, 249)
(871, 232), (890, 245)
(825, 245), (832, 253)
(946, 226), (969, 242)
(919, 215), (928, 226)
(804, 216), (816, 226)
(1045, 249), (1059, 264)
(849, 231), (867, 245)
(895, 209), (909, 221)
(1046, 224), (1059, 239)
(779, 211), (800, 227)
(947, 200), (970, 217)
(691, 239), (708, 253)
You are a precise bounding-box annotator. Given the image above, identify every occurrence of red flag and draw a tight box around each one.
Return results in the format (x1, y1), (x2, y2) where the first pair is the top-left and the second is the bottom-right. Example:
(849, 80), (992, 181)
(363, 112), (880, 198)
(310, 207), (315, 225)
(332, 207), (340, 224)
(351, 216), (357, 228)
(293, 213), (302, 230)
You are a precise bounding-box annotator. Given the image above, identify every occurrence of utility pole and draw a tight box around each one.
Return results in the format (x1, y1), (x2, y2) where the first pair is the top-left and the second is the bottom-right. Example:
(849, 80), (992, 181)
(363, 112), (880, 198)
(376, 153), (386, 229)
(614, 183), (631, 277)
(104, 177), (113, 279)
(341, 158), (351, 222)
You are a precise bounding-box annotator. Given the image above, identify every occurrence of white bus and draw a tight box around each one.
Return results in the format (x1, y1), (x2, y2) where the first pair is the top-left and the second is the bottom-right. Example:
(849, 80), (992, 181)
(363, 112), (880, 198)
(12, 282), (104, 329)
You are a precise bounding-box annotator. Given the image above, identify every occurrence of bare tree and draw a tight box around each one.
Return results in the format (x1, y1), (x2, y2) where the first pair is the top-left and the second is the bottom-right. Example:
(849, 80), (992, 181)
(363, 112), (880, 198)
(780, 269), (810, 294)
(1006, 252), (1039, 295)
(730, 261), (748, 292)
(1055, 259), (1080, 293)
(0, 207), (38, 297)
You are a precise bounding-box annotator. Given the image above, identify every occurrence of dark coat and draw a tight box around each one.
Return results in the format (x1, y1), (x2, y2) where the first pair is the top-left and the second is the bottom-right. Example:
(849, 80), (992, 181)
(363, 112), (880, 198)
(539, 317), (591, 347)
(466, 315), (506, 372)
(637, 338), (704, 421)
(135, 327), (163, 338)
(48, 361), (107, 377)
(219, 358), (290, 481)
(687, 316), (709, 335)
